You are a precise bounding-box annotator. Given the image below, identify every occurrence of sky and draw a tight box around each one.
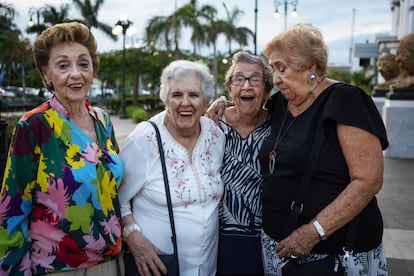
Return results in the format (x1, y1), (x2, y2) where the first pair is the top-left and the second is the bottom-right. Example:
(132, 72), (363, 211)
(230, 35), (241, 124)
(11, 0), (392, 66)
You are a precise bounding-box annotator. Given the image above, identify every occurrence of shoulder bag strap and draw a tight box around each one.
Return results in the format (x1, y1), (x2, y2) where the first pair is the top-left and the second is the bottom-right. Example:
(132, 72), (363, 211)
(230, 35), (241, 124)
(146, 120), (179, 256)
(284, 84), (358, 250)
(284, 117), (325, 237)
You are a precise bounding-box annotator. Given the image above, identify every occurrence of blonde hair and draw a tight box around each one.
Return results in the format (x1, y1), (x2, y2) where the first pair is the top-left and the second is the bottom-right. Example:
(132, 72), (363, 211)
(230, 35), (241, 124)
(264, 23), (328, 76)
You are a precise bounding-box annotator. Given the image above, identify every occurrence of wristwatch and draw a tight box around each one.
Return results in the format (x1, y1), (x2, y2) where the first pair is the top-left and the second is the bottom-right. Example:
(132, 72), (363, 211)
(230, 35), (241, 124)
(122, 223), (141, 240)
(311, 218), (327, 241)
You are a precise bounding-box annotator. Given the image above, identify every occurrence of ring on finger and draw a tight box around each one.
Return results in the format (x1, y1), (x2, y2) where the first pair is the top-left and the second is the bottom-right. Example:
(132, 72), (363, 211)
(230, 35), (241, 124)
(287, 252), (297, 259)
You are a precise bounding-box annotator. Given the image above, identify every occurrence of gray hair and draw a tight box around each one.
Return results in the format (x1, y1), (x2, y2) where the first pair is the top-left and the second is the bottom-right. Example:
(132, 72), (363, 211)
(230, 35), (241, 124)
(224, 51), (274, 94)
(159, 60), (214, 103)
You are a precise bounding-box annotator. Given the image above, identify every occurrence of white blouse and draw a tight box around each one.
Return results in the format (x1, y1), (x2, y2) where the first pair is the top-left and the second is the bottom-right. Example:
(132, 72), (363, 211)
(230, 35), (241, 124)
(119, 111), (225, 276)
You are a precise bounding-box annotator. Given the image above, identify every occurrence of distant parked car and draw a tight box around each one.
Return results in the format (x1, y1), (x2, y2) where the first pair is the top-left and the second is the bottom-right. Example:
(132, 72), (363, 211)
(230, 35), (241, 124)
(88, 86), (115, 98)
(0, 87), (16, 99)
(4, 86), (24, 97)
(0, 86), (38, 109)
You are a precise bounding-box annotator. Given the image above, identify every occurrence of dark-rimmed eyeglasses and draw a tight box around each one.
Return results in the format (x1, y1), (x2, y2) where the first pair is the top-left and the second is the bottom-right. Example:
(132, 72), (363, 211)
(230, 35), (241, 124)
(230, 75), (265, 87)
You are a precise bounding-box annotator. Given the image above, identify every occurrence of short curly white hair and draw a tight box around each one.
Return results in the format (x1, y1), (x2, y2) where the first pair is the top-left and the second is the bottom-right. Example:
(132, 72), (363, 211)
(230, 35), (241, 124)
(159, 60), (214, 104)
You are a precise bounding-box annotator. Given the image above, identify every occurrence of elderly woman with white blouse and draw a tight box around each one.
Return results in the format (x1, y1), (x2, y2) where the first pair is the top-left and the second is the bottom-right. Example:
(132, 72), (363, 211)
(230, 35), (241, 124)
(118, 60), (225, 276)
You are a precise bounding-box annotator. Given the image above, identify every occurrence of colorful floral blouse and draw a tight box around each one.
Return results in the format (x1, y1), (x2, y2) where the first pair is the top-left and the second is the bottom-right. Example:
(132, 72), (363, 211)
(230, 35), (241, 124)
(0, 97), (123, 275)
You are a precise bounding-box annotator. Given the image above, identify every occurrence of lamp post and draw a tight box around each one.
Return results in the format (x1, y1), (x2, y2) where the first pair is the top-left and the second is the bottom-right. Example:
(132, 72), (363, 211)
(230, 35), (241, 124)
(113, 15), (133, 119)
(28, 7), (47, 34)
(273, 0), (299, 29)
(254, 0), (258, 55)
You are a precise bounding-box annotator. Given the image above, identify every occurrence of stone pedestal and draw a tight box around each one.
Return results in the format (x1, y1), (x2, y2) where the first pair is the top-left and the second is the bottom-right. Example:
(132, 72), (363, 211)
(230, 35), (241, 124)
(372, 89), (388, 115)
(383, 90), (414, 159)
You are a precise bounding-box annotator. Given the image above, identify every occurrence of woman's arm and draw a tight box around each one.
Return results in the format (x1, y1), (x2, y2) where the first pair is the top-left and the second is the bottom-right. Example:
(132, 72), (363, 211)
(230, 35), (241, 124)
(205, 96), (233, 124)
(276, 124), (384, 258)
(316, 124), (384, 235)
(0, 123), (38, 274)
(122, 215), (167, 276)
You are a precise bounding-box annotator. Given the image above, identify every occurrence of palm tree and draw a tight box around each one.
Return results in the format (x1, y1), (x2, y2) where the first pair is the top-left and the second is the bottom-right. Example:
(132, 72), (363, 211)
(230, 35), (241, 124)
(145, 0), (198, 58)
(222, 3), (254, 56)
(0, 2), (15, 30)
(71, 0), (116, 41)
(145, 15), (173, 53)
(43, 4), (71, 26)
(0, 2), (31, 87)
(197, 4), (227, 96)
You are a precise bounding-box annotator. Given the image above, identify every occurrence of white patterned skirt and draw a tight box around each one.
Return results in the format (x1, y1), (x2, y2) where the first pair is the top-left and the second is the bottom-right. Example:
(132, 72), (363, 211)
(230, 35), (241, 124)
(261, 230), (388, 276)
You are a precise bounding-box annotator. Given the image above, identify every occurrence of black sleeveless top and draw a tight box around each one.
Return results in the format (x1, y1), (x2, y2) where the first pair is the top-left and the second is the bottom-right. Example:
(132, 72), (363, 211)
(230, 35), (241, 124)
(258, 83), (388, 254)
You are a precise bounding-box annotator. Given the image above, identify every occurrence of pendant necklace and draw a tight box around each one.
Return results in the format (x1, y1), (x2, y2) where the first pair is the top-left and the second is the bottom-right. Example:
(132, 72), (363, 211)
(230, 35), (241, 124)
(268, 107), (297, 174)
(268, 77), (326, 173)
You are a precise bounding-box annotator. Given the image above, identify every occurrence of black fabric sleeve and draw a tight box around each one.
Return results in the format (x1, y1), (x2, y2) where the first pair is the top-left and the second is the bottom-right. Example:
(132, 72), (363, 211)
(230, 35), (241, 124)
(323, 84), (389, 150)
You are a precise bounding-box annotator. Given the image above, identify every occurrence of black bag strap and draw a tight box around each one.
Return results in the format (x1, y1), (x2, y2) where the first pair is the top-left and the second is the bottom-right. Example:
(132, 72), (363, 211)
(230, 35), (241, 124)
(147, 120), (179, 257)
(284, 117), (325, 237)
(284, 84), (358, 251)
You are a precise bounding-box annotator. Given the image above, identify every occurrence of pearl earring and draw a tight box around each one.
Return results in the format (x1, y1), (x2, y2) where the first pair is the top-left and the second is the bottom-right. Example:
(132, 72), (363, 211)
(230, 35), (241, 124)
(306, 72), (318, 84)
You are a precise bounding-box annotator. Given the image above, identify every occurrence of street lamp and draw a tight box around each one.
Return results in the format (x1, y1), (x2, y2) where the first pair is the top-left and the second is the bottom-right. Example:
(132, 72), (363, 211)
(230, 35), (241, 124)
(28, 7), (47, 34)
(273, 0), (299, 29)
(254, 0), (258, 55)
(113, 15), (133, 119)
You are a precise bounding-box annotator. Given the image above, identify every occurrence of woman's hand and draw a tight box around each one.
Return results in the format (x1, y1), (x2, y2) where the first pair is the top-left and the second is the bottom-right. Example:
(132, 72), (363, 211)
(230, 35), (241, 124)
(277, 124), (385, 260)
(276, 222), (320, 259)
(126, 231), (167, 276)
(205, 96), (233, 125)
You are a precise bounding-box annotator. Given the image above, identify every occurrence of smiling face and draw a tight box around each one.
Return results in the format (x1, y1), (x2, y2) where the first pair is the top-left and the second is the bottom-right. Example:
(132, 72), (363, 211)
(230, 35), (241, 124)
(42, 42), (94, 106)
(228, 62), (269, 118)
(165, 73), (208, 136)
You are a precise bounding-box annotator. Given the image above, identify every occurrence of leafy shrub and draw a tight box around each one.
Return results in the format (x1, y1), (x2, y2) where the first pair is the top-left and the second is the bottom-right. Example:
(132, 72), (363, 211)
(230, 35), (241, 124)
(131, 107), (149, 123)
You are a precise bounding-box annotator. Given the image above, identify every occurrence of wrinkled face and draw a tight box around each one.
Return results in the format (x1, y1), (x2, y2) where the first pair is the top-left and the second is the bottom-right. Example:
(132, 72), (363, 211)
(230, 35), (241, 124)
(165, 73), (208, 135)
(43, 42), (94, 106)
(228, 62), (268, 117)
(268, 52), (310, 105)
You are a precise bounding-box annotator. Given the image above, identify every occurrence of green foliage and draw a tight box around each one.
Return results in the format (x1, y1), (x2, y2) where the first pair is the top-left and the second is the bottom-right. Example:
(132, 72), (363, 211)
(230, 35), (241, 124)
(131, 107), (149, 123)
(327, 69), (375, 95)
(107, 98), (120, 115)
(327, 69), (352, 83)
(350, 71), (375, 95)
(1, 115), (20, 146)
(138, 95), (164, 111)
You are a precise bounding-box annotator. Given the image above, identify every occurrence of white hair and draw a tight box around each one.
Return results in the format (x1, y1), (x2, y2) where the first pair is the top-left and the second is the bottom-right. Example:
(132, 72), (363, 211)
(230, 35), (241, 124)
(159, 60), (214, 103)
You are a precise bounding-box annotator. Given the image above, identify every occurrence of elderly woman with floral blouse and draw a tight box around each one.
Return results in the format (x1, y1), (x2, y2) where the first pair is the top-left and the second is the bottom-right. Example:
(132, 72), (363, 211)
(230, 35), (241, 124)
(119, 60), (225, 276)
(0, 22), (123, 275)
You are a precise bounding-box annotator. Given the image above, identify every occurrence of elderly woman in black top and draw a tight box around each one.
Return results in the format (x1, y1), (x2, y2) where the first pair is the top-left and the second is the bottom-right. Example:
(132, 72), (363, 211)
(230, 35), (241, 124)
(259, 24), (388, 275)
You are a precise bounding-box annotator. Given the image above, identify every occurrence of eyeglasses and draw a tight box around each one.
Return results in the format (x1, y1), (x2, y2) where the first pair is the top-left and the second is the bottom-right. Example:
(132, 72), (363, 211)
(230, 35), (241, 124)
(230, 75), (265, 87)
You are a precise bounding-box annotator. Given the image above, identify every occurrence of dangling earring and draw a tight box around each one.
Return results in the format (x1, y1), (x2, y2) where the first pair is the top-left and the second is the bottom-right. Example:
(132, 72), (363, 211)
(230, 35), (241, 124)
(306, 72), (318, 84)
(262, 100), (268, 111)
(46, 81), (54, 91)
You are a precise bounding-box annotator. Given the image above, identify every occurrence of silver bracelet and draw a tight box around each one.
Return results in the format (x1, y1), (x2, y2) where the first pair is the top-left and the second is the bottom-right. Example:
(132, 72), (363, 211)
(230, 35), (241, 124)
(122, 223), (141, 240)
(311, 218), (327, 240)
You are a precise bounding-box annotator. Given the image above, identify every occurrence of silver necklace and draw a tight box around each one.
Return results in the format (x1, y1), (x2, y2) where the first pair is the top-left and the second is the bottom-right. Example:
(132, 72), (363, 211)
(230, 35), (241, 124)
(268, 107), (296, 174)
